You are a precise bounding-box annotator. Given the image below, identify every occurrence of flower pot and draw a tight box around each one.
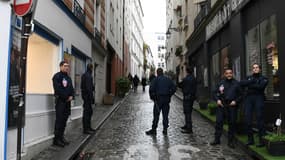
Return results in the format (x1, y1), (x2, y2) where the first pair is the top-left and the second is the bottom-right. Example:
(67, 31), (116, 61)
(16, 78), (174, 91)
(266, 141), (285, 156)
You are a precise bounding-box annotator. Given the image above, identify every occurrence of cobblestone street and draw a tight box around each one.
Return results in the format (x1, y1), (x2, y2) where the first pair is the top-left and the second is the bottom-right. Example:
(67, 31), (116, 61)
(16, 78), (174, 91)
(81, 87), (252, 160)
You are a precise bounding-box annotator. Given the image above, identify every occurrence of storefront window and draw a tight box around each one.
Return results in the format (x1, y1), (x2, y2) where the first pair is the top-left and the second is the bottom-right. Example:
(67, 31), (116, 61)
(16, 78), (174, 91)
(245, 25), (261, 75)
(245, 15), (279, 100)
(220, 46), (230, 73)
(26, 34), (59, 94)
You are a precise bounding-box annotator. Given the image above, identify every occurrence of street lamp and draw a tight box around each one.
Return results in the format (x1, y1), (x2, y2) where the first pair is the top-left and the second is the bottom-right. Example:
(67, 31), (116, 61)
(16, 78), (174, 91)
(166, 27), (182, 39)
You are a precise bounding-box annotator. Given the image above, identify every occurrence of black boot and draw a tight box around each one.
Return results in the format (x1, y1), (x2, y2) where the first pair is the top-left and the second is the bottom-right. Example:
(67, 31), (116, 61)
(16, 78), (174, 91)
(256, 137), (265, 147)
(210, 139), (220, 146)
(61, 137), (70, 145)
(162, 129), (167, 135)
(228, 139), (235, 149)
(180, 125), (187, 130)
(246, 135), (254, 146)
(53, 138), (65, 147)
(181, 128), (193, 134)
(145, 129), (157, 135)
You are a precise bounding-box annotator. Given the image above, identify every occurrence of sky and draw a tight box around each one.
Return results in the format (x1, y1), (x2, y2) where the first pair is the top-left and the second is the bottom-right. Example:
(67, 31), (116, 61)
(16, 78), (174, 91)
(141, 0), (167, 69)
(141, 0), (166, 34)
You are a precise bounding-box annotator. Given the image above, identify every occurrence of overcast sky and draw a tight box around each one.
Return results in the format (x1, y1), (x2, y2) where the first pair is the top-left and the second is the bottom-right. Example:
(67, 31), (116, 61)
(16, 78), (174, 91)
(141, 0), (166, 34)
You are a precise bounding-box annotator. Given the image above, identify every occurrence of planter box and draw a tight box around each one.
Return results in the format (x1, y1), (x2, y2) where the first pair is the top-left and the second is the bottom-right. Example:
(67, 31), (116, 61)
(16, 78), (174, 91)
(199, 102), (208, 110)
(266, 140), (285, 156)
(103, 94), (114, 105)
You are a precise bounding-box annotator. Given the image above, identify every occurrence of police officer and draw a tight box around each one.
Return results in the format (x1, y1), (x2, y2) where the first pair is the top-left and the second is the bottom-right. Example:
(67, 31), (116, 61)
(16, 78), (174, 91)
(240, 63), (268, 147)
(179, 67), (197, 134)
(146, 68), (176, 135)
(210, 68), (242, 148)
(52, 61), (74, 147)
(81, 63), (95, 134)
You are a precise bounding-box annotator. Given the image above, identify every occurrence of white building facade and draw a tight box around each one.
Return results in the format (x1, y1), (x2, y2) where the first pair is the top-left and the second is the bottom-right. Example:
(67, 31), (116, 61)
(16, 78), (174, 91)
(129, 0), (144, 79)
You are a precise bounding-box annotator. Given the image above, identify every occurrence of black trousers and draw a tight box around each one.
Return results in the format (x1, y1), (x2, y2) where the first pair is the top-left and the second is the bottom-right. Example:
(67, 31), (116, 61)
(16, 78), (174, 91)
(83, 100), (93, 130)
(214, 105), (238, 142)
(245, 94), (265, 139)
(54, 99), (71, 140)
(152, 102), (170, 130)
(183, 99), (194, 129)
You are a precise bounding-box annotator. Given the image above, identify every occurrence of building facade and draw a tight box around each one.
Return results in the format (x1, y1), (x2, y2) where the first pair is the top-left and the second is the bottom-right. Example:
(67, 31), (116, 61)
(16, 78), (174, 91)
(187, 0), (285, 128)
(129, 0), (144, 80)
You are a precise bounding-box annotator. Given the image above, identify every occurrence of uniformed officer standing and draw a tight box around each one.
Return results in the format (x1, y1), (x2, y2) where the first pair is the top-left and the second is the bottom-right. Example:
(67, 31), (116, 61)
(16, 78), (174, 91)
(146, 68), (176, 135)
(210, 68), (242, 148)
(52, 61), (74, 147)
(240, 63), (268, 147)
(81, 63), (95, 134)
(179, 67), (197, 134)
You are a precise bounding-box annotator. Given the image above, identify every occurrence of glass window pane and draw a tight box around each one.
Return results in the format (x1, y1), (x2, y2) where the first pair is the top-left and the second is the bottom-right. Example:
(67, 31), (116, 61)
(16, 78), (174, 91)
(245, 25), (261, 75)
(260, 15), (279, 99)
(211, 52), (220, 89)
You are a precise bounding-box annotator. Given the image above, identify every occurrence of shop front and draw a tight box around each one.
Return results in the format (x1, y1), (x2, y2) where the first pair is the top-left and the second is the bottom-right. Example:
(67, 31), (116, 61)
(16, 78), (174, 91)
(242, 0), (281, 127)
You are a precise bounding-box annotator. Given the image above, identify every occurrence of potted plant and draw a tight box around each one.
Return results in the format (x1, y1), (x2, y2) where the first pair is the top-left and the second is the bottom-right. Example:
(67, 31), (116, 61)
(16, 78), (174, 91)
(208, 101), (217, 115)
(264, 115), (285, 156)
(264, 134), (285, 156)
(116, 77), (130, 98)
(198, 97), (209, 110)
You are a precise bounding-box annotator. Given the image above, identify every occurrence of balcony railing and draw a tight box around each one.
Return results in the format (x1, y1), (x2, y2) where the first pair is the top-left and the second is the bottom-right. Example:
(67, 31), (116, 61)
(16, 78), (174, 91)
(194, 2), (210, 28)
(73, 0), (85, 24)
(94, 27), (101, 43)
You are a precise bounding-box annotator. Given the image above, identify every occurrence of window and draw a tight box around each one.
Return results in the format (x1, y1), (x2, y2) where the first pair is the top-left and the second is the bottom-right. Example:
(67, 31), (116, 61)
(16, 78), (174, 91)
(245, 15), (279, 99)
(211, 52), (220, 89)
(26, 34), (59, 94)
(64, 52), (86, 106)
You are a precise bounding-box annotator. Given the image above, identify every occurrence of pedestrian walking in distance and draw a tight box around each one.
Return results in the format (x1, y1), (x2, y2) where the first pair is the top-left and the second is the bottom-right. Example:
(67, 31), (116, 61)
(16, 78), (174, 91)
(81, 63), (96, 134)
(240, 63), (268, 147)
(52, 61), (74, 147)
(141, 75), (147, 92)
(210, 68), (242, 148)
(146, 68), (176, 136)
(179, 67), (197, 134)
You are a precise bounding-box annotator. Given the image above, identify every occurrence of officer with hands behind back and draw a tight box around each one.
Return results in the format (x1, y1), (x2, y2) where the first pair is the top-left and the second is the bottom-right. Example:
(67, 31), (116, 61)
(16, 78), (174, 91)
(146, 68), (176, 136)
(179, 67), (197, 134)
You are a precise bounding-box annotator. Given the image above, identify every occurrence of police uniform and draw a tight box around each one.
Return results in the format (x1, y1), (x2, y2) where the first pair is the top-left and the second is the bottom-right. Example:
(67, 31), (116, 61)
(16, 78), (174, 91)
(212, 78), (242, 146)
(147, 74), (176, 135)
(52, 71), (74, 146)
(240, 73), (268, 146)
(180, 74), (197, 133)
(81, 69), (95, 133)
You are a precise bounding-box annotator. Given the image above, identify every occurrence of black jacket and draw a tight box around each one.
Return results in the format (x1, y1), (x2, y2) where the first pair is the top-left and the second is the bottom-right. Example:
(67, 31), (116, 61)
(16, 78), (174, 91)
(52, 71), (74, 101)
(213, 78), (242, 104)
(149, 75), (176, 103)
(240, 73), (268, 95)
(179, 74), (197, 100)
(81, 70), (95, 102)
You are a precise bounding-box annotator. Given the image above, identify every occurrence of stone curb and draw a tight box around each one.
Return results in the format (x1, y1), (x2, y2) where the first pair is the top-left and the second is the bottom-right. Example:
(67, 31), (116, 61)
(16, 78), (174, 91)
(55, 92), (130, 160)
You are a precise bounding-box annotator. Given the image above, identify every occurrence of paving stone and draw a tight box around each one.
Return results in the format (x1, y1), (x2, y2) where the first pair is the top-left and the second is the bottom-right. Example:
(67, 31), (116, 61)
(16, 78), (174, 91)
(80, 86), (253, 160)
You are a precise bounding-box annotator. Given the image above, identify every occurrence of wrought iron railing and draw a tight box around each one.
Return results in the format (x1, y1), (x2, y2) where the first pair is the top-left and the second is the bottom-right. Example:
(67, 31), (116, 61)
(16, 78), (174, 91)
(73, 0), (85, 24)
(194, 2), (210, 28)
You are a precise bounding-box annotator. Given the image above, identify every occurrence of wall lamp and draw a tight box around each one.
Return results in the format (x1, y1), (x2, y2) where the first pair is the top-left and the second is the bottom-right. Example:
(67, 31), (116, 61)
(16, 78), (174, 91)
(166, 27), (182, 39)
